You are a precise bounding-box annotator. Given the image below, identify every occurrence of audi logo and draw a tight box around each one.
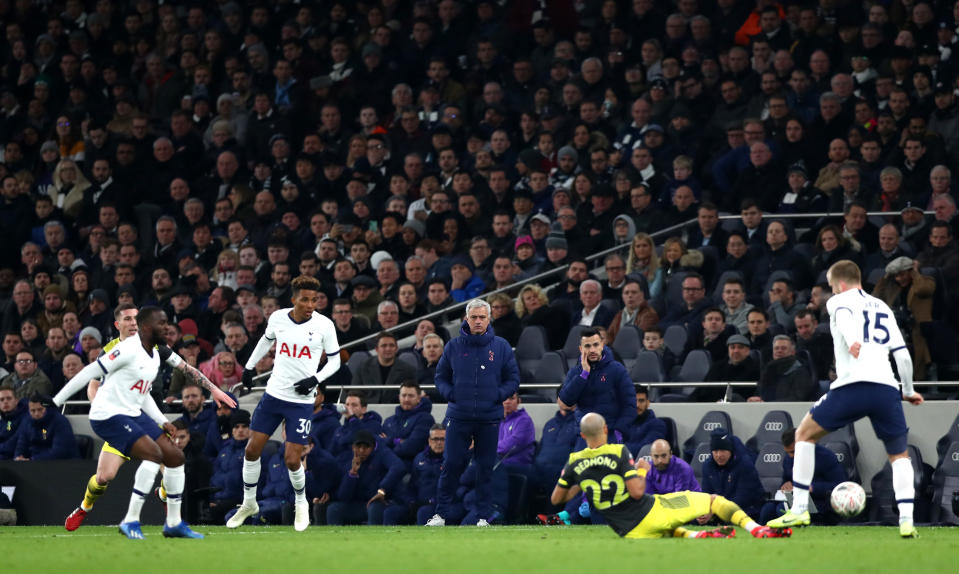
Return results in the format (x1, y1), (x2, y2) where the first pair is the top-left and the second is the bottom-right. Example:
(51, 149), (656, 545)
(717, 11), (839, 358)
(952, 452), (959, 462)
(835, 453), (846, 462)
(642, 455), (652, 461)
(698, 453), (710, 462)
(764, 422), (784, 431)
(762, 454), (782, 463)
(703, 422), (723, 431)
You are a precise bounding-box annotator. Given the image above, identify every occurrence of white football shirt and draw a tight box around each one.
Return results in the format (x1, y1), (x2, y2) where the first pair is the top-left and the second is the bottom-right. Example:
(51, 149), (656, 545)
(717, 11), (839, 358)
(827, 288), (908, 391)
(89, 334), (182, 421)
(263, 309), (340, 404)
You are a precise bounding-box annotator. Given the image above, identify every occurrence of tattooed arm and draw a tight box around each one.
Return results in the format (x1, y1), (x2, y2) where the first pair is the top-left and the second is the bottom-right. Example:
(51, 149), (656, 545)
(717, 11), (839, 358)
(160, 346), (238, 409)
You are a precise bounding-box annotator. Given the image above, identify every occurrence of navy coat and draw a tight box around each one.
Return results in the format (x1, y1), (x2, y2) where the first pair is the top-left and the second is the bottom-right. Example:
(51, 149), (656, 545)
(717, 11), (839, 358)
(533, 410), (580, 481)
(382, 397), (435, 464)
(410, 447), (444, 505)
(330, 411), (383, 455)
(435, 322), (520, 423)
(559, 347), (636, 435)
(0, 399), (27, 459)
(701, 440), (765, 516)
(14, 407), (78, 460)
(310, 404), (342, 451)
(334, 440), (406, 502)
(625, 409), (668, 456)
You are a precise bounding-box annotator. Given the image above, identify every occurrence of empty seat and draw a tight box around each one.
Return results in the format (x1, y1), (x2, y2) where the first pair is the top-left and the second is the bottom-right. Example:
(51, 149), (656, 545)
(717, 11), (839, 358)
(398, 352), (421, 370)
(530, 351), (567, 398)
(935, 412), (959, 466)
(612, 325), (643, 370)
(754, 443), (788, 497)
(930, 441), (959, 525)
(869, 445), (932, 524)
(636, 443), (653, 460)
(690, 442), (712, 485)
(746, 410), (795, 453)
(682, 410), (733, 461)
(823, 441), (860, 483)
(561, 325), (586, 369)
(663, 324), (688, 357)
(659, 416), (680, 456)
(347, 350), (370, 378)
(677, 349), (711, 383)
(516, 326), (549, 383)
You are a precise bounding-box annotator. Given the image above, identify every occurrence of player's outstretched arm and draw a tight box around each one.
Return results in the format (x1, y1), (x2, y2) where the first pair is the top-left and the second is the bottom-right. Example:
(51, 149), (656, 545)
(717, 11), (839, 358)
(53, 361), (107, 407)
(172, 360), (238, 409)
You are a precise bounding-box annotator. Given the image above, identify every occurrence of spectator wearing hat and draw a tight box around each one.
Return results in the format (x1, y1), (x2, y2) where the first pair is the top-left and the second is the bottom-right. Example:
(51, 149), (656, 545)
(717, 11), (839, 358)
(875, 257), (934, 379)
(899, 201), (932, 253)
(697, 334), (761, 402)
(165, 283), (198, 325)
(349, 274), (383, 324)
(36, 284), (74, 336)
(928, 81), (959, 167)
(13, 393), (78, 461)
(513, 235), (544, 280)
(211, 409), (265, 525)
(449, 256), (485, 303)
(701, 428), (764, 518)
(779, 162), (829, 215)
(327, 429), (406, 526)
(584, 184), (621, 251)
(79, 288), (112, 338)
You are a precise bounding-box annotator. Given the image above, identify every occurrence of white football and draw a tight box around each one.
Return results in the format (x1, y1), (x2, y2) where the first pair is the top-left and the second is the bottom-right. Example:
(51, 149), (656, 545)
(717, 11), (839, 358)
(830, 481), (866, 518)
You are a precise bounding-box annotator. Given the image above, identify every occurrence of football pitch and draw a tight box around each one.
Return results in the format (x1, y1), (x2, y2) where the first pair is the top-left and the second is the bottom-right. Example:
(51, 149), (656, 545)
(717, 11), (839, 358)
(2, 525), (957, 574)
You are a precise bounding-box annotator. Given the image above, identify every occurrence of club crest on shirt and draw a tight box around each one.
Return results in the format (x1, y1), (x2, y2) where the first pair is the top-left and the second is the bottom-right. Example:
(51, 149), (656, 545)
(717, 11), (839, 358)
(488, 350), (495, 362)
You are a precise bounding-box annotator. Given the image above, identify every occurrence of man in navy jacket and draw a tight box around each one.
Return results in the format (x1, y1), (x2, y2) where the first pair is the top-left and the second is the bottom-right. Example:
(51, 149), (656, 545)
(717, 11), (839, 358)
(559, 327), (635, 442)
(761, 428), (846, 524)
(428, 299), (520, 527)
(530, 398), (579, 493)
(625, 386), (667, 456)
(382, 381), (435, 469)
(701, 428), (765, 518)
(14, 394), (78, 460)
(0, 387), (27, 459)
(329, 391), (383, 455)
(327, 430), (406, 525)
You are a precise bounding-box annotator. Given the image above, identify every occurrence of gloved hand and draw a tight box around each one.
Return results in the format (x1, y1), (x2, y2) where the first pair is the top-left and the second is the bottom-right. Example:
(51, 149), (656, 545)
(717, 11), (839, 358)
(242, 368), (256, 388)
(294, 376), (318, 395)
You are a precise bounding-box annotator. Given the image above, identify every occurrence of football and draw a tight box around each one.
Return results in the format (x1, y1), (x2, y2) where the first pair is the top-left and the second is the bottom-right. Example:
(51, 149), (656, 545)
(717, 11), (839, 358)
(831, 481), (867, 518)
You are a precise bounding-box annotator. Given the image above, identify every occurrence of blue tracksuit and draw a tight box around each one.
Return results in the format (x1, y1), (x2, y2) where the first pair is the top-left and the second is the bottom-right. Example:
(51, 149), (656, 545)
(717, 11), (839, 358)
(408, 447), (445, 524)
(625, 409), (667, 456)
(211, 438), (262, 502)
(177, 405), (217, 439)
(382, 397), (435, 467)
(329, 411), (383, 455)
(434, 321), (520, 521)
(14, 407), (79, 460)
(701, 441), (765, 517)
(328, 440), (406, 525)
(532, 410), (580, 491)
(0, 399), (27, 459)
(560, 347), (636, 436)
(310, 404), (342, 451)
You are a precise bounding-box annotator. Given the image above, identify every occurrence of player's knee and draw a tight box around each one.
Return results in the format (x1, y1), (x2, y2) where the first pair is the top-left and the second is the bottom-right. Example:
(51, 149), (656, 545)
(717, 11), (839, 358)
(142, 444), (163, 463)
(164, 449), (185, 467)
(97, 469), (116, 484)
(284, 452), (301, 470)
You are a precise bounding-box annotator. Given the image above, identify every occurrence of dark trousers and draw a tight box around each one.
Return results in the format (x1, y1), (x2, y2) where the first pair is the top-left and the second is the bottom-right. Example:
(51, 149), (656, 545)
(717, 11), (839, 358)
(436, 419), (499, 520)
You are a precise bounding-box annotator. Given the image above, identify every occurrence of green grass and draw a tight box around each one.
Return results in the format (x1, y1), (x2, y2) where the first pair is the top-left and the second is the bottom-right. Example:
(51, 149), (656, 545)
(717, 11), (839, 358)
(1, 525), (956, 574)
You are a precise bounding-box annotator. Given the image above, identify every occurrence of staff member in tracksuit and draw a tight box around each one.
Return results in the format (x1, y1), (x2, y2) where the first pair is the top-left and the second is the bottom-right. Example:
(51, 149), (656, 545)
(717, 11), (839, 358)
(427, 299), (520, 527)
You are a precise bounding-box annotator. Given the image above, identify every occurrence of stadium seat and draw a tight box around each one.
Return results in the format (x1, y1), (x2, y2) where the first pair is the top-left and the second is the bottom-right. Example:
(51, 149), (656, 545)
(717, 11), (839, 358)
(823, 441), (860, 483)
(690, 442), (712, 485)
(506, 472), (529, 525)
(868, 445), (932, 525)
(935, 412), (959, 466)
(865, 267), (884, 290)
(600, 298), (621, 315)
(636, 443), (652, 460)
(516, 325), (549, 383)
(682, 411), (733, 461)
(529, 351), (566, 400)
(398, 352), (420, 371)
(677, 349), (711, 383)
(929, 441), (959, 525)
(826, 424), (860, 458)
(611, 325), (642, 370)
(754, 443), (788, 497)
(561, 325), (586, 369)
(629, 350), (664, 383)
(74, 434), (94, 459)
(659, 416), (680, 456)
(663, 324), (687, 357)
(666, 271), (692, 309)
(746, 410), (794, 453)
(793, 242), (815, 261)
(711, 270), (745, 302)
(446, 325), (461, 340)
(347, 350), (370, 379)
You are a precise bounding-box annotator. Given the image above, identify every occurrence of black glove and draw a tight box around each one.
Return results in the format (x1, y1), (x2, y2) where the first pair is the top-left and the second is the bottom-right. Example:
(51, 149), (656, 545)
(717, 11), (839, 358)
(294, 376), (319, 395)
(242, 368), (256, 388)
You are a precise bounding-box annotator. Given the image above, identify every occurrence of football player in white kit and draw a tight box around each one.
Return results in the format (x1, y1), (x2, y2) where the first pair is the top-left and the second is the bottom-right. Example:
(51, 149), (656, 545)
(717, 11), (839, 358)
(54, 306), (235, 539)
(227, 275), (341, 531)
(768, 261), (923, 537)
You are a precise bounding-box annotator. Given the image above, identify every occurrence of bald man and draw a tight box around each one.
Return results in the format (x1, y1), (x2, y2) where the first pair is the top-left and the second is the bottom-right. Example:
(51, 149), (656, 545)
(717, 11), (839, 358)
(549, 414), (789, 539)
(646, 439), (701, 495)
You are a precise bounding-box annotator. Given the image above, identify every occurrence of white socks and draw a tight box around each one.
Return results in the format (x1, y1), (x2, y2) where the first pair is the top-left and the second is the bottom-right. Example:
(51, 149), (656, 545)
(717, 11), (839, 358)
(164, 465), (185, 527)
(124, 460), (161, 523)
(891, 457), (915, 523)
(242, 458), (261, 504)
(789, 441), (816, 514)
(288, 464), (306, 503)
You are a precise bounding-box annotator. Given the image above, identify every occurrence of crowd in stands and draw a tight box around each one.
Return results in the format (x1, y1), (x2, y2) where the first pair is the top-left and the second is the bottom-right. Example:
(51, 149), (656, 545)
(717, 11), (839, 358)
(2, 0), (959, 525)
